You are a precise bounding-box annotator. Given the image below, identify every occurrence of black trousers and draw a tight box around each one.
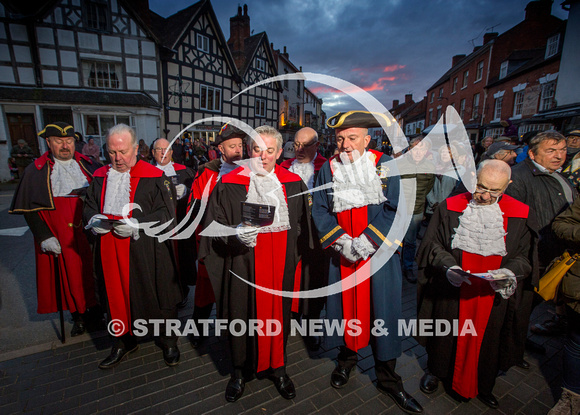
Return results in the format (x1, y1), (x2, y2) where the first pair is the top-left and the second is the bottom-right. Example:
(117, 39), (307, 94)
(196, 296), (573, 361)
(338, 346), (403, 393)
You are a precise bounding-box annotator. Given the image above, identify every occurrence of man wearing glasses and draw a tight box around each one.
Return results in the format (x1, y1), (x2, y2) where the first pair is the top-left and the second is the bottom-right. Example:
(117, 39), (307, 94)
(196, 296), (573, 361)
(281, 127), (328, 348)
(152, 138), (196, 304)
(416, 159), (536, 409)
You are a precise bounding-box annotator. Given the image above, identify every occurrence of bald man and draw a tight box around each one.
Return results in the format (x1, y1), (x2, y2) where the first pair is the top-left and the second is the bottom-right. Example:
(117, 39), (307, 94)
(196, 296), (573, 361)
(416, 160), (537, 409)
(281, 127), (327, 348)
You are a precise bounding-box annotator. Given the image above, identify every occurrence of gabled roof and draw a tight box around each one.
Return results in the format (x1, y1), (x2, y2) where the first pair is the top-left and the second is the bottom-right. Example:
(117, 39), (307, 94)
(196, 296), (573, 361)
(149, 0), (241, 83)
(239, 31), (281, 90)
(427, 44), (490, 91)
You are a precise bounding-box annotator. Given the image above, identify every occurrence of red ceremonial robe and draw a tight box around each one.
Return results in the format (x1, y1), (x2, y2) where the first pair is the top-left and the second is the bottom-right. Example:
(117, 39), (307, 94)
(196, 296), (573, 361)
(10, 152), (98, 314)
(443, 193), (529, 398)
(199, 164), (311, 373)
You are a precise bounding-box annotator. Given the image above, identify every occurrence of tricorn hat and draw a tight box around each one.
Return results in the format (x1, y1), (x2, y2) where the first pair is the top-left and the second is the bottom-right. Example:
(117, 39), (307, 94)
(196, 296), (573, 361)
(326, 111), (392, 129)
(215, 123), (247, 145)
(38, 122), (75, 139)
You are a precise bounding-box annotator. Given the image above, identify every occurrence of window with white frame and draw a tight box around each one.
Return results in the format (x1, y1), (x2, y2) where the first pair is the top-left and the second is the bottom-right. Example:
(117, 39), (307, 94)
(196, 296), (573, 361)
(476, 60), (484, 82)
(200, 85), (221, 111)
(545, 34), (560, 59)
(494, 97), (503, 120)
(197, 33), (209, 53)
(462, 70), (469, 88)
(84, 0), (109, 31)
(499, 61), (508, 79)
(428, 108), (433, 124)
(513, 91), (525, 117)
(256, 57), (265, 72)
(430, 92), (434, 103)
(82, 60), (122, 89)
(460, 99), (466, 119)
(256, 98), (266, 117)
(83, 113), (136, 156)
(472, 93), (480, 119)
(452, 77), (458, 93)
(439, 87), (444, 98)
(540, 81), (556, 111)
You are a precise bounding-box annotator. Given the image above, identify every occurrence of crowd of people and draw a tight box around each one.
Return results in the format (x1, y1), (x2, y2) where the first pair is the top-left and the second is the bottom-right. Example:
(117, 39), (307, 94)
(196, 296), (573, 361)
(8, 117), (580, 414)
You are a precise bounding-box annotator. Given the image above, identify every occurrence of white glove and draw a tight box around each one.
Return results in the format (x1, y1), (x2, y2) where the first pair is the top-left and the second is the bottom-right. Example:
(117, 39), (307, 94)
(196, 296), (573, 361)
(40, 237), (61, 255)
(113, 218), (140, 240)
(86, 214), (113, 235)
(332, 234), (362, 263)
(175, 184), (187, 200)
(236, 224), (259, 248)
(446, 266), (472, 287)
(488, 268), (517, 299)
(351, 234), (377, 260)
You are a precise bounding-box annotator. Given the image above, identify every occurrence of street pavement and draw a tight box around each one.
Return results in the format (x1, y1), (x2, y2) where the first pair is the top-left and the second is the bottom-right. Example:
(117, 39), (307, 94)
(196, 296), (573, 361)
(0, 184), (566, 414)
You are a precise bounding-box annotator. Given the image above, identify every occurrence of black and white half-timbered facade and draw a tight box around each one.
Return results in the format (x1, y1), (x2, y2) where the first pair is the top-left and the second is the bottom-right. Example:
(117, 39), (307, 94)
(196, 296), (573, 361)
(0, 0), (163, 179)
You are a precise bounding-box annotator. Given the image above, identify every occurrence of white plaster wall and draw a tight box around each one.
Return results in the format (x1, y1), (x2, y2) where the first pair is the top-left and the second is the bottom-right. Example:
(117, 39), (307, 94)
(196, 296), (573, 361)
(17, 67), (34, 84)
(57, 29), (75, 47)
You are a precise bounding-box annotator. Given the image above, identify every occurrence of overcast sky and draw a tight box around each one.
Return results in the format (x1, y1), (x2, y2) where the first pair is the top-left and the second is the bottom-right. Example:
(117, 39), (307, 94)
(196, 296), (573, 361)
(149, 0), (569, 115)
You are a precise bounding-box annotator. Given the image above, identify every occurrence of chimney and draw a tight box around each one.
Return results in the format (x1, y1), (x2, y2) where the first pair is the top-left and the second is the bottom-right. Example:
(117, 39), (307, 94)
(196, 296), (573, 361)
(483, 32), (498, 44)
(525, 0), (552, 21)
(227, 4), (251, 70)
(405, 94), (413, 104)
(452, 54), (466, 67)
(392, 99), (399, 108)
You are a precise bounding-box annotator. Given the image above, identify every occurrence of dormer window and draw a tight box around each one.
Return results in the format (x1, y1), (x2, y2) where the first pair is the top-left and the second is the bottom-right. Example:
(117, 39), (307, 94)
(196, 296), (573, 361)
(545, 34), (560, 59)
(256, 57), (266, 72)
(499, 61), (508, 80)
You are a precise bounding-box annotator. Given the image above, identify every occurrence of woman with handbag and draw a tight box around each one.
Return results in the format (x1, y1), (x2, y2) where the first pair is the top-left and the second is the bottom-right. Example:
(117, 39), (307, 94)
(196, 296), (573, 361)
(550, 197), (580, 414)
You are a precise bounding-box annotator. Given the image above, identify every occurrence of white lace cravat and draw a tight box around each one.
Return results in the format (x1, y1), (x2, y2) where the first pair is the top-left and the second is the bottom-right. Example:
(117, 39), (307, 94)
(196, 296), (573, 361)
(451, 199), (507, 256)
(289, 159), (315, 190)
(103, 168), (131, 216)
(156, 161), (176, 177)
(245, 171), (290, 233)
(50, 158), (89, 197)
(331, 151), (386, 212)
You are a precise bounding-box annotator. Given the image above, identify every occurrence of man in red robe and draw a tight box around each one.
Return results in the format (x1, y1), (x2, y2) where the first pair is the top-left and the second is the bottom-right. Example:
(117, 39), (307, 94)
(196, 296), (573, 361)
(84, 124), (183, 369)
(187, 123), (246, 348)
(199, 125), (311, 402)
(280, 127), (327, 349)
(416, 159), (537, 409)
(10, 122), (100, 337)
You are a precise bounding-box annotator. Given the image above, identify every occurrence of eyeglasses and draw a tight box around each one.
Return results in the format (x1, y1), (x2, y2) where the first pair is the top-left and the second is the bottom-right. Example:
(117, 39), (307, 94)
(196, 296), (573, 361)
(153, 148), (170, 153)
(293, 141), (317, 149)
(474, 185), (503, 198)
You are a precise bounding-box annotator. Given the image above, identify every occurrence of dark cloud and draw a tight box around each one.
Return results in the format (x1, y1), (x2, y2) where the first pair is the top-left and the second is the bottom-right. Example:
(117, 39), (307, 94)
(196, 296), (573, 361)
(149, 0), (568, 113)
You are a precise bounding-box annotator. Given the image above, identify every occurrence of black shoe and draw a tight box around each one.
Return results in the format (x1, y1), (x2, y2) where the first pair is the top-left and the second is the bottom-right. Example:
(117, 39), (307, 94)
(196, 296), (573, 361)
(162, 346), (180, 367)
(419, 373), (439, 394)
(477, 393), (499, 409)
(377, 385), (423, 414)
(98, 344), (139, 369)
(330, 366), (352, 389)
(225, 377), (245, 402)
(272, 374), (296, 400)
(516, 359), (530, 369)
(71, 321), (86, 337)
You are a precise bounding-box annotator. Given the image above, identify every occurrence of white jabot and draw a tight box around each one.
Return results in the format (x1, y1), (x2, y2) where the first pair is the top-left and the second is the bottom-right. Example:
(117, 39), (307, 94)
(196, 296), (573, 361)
(289, 158), (315, 189)
(451, 199), (507, 256)
(218, 160), (238, 180)
(245, 171), (290, 233)
(103, 168), (131, 216)
(50, 158), (89, 196)
(331, 151), (386, 212)
(155, 161), (176, 177)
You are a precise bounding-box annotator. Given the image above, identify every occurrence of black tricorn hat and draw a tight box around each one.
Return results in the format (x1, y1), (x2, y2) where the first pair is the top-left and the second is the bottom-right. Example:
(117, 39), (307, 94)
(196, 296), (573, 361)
(215, 123), (247, 145)
(326, 111), (392, 129)
(38, 122), (75, 139)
